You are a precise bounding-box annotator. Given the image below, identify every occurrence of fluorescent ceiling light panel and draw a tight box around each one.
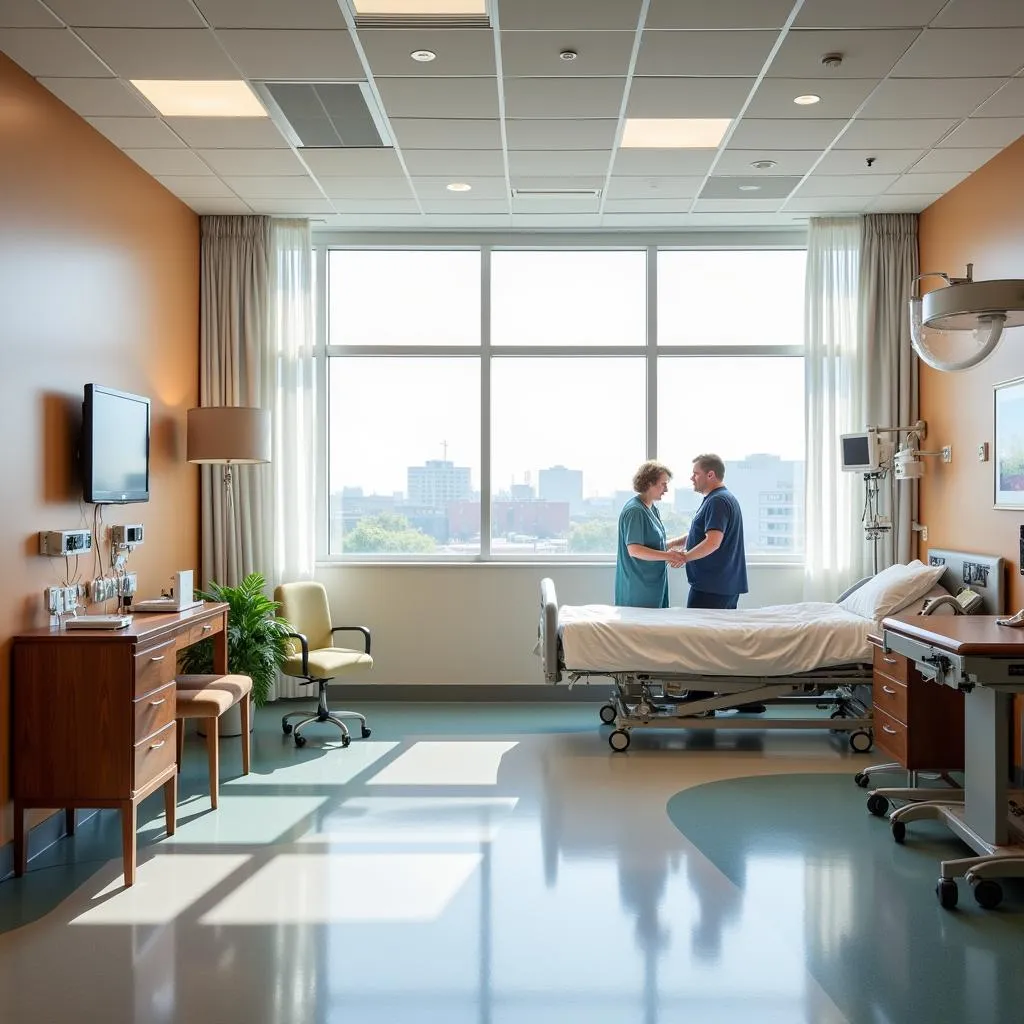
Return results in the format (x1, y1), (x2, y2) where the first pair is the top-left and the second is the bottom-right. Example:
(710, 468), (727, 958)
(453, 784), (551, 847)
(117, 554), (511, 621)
(621, 118), (731, 149)
(131, 80), (267, 118)
(353, 0), (487, 13)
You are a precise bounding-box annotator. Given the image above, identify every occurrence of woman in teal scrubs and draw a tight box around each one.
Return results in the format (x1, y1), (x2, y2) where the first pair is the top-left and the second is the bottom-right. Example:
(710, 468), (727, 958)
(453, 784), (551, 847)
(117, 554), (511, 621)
(614, 461), (686, 607)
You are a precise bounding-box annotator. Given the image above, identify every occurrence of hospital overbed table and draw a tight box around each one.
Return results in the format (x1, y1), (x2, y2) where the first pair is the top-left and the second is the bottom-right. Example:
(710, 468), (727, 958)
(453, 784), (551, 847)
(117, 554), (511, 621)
(539, 578), (875, 752)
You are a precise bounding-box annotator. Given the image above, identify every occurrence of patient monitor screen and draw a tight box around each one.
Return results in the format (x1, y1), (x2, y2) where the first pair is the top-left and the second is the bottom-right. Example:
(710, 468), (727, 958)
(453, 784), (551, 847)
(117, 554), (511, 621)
(841, 433), (874, 471)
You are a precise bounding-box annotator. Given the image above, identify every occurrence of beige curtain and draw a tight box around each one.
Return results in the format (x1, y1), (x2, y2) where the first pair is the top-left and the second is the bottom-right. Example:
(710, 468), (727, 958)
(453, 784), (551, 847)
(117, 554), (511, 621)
(860, 214), (919, 566)
(198, 215), (272, 587)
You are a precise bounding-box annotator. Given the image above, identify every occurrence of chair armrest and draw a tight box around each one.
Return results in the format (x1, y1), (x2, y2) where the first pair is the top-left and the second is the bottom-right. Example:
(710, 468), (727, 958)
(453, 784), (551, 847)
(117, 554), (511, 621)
(331, 625), (371, 656)
(286, 631), (310, 675)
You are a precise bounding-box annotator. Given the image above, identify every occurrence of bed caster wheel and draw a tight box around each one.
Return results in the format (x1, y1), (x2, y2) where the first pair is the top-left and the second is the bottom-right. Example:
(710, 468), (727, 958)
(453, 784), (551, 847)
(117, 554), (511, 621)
(282, 722), (293, 735)
(637, 702), (653, 718)
(849, 730), (873, 753)
(891, 820), (906, 844)
(361, 726), (372, 739)
(853, 771), (870, 788)
(973, 879), (1003, 909)
(936, 879), (958, 909)
(866, 793), (889, 817)
(609, 729), (631, 752)
(294, 733), (307, 748)
(341, 734), (351, 748)
(599, 704), (617, 725)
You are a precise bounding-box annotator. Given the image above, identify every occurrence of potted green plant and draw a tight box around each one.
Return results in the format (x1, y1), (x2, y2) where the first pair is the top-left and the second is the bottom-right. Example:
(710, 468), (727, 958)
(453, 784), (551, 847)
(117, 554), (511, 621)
(179, 573), (293, 732)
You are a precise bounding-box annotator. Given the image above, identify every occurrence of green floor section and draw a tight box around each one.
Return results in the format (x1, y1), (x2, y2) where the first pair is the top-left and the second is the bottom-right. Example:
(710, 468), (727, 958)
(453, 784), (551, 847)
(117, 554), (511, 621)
(667, 774), (1024, 1024)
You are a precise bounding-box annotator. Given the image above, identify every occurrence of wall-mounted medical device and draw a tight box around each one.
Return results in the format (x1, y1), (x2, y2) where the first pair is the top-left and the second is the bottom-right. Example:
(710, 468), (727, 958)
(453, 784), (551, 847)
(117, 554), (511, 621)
(840, 430), (885, 472)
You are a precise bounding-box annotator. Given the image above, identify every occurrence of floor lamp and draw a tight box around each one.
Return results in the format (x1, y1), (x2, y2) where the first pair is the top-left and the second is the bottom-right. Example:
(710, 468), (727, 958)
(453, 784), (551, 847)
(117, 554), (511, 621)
(186, 406), (271, 586)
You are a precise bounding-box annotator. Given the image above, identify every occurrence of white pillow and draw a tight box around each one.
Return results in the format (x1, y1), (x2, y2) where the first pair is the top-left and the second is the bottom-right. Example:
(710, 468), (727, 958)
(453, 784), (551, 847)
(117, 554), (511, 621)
(838, 560), (947, 621)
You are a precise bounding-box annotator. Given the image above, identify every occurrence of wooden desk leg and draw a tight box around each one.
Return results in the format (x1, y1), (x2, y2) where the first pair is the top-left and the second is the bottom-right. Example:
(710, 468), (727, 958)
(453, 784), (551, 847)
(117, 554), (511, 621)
(65, 808), (76, 835)
(121, 800), (138, 887)
(164, 773), (177, 837)
(13, 802), (26, 877)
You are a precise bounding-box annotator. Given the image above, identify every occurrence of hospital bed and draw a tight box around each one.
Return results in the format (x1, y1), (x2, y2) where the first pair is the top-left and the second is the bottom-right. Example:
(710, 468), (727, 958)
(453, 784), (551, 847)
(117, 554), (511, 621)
(539, 577), (876, 752)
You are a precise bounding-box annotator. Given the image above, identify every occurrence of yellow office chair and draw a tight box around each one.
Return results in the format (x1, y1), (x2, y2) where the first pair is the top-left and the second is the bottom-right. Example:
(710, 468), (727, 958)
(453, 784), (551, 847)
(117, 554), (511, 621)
(274, 581), (373, 748)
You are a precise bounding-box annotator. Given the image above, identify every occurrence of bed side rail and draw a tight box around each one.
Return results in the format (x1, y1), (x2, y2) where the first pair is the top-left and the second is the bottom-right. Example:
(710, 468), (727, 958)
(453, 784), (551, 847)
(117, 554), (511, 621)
(539, 577), (561, 683)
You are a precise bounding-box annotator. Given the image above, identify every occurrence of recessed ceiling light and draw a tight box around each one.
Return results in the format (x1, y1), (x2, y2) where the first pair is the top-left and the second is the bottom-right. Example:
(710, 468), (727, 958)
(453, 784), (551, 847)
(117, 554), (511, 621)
(620, 118), (732, 149)
(750, 159), (777, 170)
(793, 94), (821, 105)
(410, 50), (436, 62)
(738, 184), (761, 191)
(446, 182), (472, 192)
(130, 80), (267, 117)
(353, 0), (486, 13)
(559, 50), (578, 62)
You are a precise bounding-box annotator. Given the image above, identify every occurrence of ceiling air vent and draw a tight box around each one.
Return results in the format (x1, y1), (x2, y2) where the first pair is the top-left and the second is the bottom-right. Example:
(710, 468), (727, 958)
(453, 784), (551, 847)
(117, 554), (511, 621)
(511, 189), (602, 199)
(511, 188), (602, 213)
(254, 82), (391, 148)
(347, 1), (491, 29)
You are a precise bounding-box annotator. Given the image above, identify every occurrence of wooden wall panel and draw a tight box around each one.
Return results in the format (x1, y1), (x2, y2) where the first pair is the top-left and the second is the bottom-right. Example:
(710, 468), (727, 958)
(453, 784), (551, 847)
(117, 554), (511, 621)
(0, 54), (200, 849)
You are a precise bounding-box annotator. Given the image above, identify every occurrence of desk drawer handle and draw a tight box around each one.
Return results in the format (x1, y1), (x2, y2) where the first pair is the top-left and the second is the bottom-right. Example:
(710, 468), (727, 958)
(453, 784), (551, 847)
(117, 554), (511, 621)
(882, 656), (898, 665)
(881, 685), (897, 696)
(149, 739), (166, 750)
(149, 655), (165, 663)
(148, 698), (166, 707)
(882, 724), (898, 736)
(202, 624), (212, 632)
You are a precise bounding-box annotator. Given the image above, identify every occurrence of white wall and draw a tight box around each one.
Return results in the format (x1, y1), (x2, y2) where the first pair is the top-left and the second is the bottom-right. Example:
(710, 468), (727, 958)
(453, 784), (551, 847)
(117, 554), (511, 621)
(314, 564), (806, 685)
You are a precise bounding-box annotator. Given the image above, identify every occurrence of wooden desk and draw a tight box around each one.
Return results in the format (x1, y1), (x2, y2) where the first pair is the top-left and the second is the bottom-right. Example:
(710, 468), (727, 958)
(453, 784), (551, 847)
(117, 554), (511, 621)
(11, 602), (227, 886)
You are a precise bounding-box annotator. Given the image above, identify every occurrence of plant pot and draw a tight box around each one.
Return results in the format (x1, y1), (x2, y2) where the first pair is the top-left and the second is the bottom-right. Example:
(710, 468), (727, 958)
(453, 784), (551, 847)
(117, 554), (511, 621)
(196, 702), (254, 738)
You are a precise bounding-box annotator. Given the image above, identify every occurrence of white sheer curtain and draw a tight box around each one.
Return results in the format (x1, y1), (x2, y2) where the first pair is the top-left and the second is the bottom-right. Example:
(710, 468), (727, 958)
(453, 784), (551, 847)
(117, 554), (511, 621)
(804, 217), (868, 601)
(264, 219), (316, 699)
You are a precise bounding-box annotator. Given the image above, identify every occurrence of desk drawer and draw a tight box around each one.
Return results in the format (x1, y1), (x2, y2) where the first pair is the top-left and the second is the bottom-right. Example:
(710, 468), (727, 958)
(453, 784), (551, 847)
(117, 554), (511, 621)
(874, 708), (908, 764)
(135, 639), (176, 697)
(134, 682), (175, 743)
(134, 721), (175, 790)
(873, 673), (909, 725)
(872, 646), (908, 684)
(181, 618), (219, 651)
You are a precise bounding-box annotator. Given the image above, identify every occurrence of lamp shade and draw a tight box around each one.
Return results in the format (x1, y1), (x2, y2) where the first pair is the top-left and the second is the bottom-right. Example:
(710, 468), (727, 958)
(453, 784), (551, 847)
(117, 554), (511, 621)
(187, 406), (271, 464)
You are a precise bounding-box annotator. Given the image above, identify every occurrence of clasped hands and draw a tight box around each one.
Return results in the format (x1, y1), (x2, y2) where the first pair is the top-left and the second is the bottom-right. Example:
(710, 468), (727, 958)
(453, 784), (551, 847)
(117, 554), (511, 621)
(666, 549), (687, 568)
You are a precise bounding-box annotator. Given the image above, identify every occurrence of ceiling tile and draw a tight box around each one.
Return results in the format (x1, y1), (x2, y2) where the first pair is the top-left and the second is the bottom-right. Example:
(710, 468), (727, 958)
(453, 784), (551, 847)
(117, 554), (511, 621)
(768, 29), (921, 78)
(605, 176), (704, 200)
(716, 149), (822, 175)
(389, 118), (502, 149)
(164, 116), (289, 148)
(323, 213), (423, 227)
(934, 0), (1024, 28)
(602, 198), (696, 213)
(859, 78), (1003, 118)
(886, 170), (970, 193)
(247, 198), (335, 214)
(973, 79), (1024, 117)
(183, 197), (253, 214)
(646, 0), (794, 30)
(795, 0), (947, 29)
(124, 147), (211, 175)
(198, 148), (308, 175)
(497, 0), (643, 31)
(361, 28), (495, 77)
(0, 28), (114, 76)
(508, 150), (609, 175)
(891, 28), (1024, 77)
(612, 148), (716, 175)
(511, 174), (604, 190)
(835, 117), (956, 148)
(318, 176), (415, 198)
(216, 30), (364, 80)
(783, 197), (868, 212)
(420, 198), (510, 214)
(504, 118), (618, 149)
(221, 175), (325, 197)
(626, 77), (753, 118)
(864, 193), (940, 212)
(77, 28), (239, 78)
(195, 0), (347, 29)
(700, 175), (802, 199)
(45, 0), (203, 27)
(85, 116), (186, 147)
(728, 117), (847, 148)
(693, 198), (785, 212)
(155, 174), (235, 196)
(938, 117), (1024, 147)
(412, 176), (508, 199)
(744, 77), (877, 119)
(504, 78), (625, 118)
(501, 31), (634, 78)
(300, 148), (407, 176)
(635, 31), (777, 77)
(910, 147), (1000, 174)
(402, 148), (506, 176)
(0, 1), (62, 27)
(330, 199), (421, 213)
(814, 148), (923, 174)
(795, 173), (897, 196)
(376, 78), (500, 119)
(38, 76), (151, 116)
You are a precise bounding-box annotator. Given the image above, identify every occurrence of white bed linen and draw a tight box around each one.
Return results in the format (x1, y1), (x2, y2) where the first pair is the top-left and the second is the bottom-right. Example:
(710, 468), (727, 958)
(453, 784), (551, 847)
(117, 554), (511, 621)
(558, 601), (873, 676)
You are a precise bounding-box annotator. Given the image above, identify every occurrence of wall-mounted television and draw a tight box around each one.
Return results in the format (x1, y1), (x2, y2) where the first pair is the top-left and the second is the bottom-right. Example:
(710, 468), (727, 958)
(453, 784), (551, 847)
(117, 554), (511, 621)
(82, 384), (151, 504)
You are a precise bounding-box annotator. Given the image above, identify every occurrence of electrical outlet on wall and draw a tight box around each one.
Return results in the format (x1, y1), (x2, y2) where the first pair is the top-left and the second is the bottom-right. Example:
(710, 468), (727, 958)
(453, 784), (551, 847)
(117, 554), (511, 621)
(921, 525), (929, 543)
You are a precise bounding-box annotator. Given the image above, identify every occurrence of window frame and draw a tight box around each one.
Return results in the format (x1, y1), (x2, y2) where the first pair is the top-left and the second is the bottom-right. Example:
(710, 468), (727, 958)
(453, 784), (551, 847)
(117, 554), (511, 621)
(315, 233), (807, 565)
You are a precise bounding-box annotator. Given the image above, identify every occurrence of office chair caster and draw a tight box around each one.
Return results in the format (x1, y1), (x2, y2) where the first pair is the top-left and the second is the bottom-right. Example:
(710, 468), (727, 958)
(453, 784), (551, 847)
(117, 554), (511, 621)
(282, 721), (293, 735)
(361, 726), (372, 738)
(849, 729), (873, 753)
(599, 704), (616, 724)
(853, 771), (870, 788)
(891, 820), (906, 844)
(294, 733), (307, 748)
(340, 734), (351, 748)
(936, 879), (958, 909)
(972, 879), (1003, 910)
(867, 793), (890, 817)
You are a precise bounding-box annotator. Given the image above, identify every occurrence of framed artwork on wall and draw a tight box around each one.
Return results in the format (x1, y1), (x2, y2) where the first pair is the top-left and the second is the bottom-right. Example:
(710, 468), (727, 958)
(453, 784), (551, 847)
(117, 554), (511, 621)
(993, 376), (1024, 510)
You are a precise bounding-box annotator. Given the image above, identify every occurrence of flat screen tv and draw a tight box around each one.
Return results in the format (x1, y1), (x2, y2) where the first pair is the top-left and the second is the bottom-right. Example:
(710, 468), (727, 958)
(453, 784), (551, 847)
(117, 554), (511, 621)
(82, 384), (151, 503)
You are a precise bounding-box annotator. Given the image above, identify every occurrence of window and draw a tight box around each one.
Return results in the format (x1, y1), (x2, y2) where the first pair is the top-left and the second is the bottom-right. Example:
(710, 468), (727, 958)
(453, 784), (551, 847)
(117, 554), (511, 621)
(321, 244), (805, 561)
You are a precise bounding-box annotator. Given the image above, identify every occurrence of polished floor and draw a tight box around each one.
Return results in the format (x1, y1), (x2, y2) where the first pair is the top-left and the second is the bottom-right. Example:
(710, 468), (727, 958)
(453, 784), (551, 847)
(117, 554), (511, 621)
(1, 702), (1021, 1024)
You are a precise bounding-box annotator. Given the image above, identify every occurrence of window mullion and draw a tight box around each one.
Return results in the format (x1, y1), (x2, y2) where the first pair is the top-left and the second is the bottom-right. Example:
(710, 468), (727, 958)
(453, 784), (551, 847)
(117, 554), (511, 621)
(480, 246), (492, 559)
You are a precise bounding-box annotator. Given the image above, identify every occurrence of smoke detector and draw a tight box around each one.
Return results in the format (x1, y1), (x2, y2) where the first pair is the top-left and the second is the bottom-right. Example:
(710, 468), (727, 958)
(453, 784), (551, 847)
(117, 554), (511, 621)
(559, 50), (578, 61)
(821, 52), (844, 69)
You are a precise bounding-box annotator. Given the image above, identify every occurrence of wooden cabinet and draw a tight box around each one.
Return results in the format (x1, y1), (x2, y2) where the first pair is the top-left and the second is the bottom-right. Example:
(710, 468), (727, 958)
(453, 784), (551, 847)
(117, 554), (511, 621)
(869, 638), (965, 770)
(11, 602), (227, 886)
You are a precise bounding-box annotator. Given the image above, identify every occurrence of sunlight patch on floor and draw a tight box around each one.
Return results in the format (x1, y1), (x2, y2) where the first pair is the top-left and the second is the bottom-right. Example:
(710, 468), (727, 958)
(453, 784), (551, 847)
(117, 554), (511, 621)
(366, 741), (518, 786)
(222, 741), (400, 787)
(138, 796), (328, 845)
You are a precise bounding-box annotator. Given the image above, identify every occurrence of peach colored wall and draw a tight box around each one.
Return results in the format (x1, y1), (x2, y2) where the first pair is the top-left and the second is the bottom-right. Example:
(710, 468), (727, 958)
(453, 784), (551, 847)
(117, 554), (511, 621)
(0, 55), (200, 849)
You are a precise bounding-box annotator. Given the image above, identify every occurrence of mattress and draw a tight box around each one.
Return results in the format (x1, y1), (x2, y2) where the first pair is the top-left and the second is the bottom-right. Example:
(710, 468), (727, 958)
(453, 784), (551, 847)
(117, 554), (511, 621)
(558, 601), (873, 676)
